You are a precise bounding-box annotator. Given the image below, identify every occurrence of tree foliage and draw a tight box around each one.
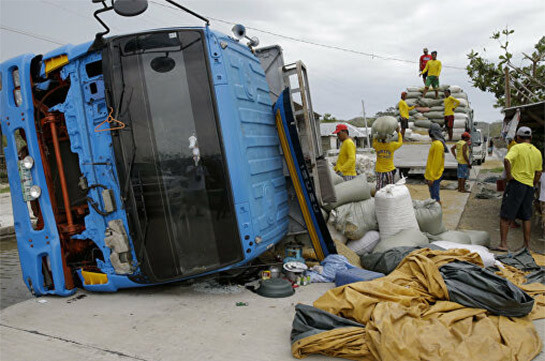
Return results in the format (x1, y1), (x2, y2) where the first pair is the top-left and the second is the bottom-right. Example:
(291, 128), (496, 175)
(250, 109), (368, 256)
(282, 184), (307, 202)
(466, 27), (545, 108)
(320, 113), (338, 123)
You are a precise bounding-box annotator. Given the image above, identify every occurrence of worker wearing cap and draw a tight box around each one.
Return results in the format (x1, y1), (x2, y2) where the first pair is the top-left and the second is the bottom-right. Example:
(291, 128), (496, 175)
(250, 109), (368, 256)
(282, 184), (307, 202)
(420, 51), (442, 99)
(425, 123), (448, 204)
(398, 92), (415, 140)
(450, 132), (472, 193)
(373, 125), (403, 190)
(443, 89), (461, 141)
(498, 126), (543, 251)
(333, 124), (357, 181)
(419, 48), (432, 85)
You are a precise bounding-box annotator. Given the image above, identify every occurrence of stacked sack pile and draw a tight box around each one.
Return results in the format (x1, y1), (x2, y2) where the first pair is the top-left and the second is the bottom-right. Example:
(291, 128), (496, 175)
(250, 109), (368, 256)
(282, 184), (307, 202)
(393, 85), (472, 141)
(324, 177), (494, 267)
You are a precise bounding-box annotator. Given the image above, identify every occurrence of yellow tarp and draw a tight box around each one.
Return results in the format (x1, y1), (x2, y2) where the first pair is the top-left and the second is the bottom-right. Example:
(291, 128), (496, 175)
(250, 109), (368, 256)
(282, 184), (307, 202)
(292, 248), (545, 361)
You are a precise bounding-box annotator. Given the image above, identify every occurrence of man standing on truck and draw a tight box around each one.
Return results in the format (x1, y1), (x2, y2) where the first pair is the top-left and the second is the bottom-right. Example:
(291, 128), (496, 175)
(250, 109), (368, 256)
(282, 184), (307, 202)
(419, 48), (432, 85)
(498, 127), (542, 251)
(398, 92), (415, 140)
(425, 123), (448, 204)
(443, 89), (461, 141)
(420, 51), (442, 99)
(333, 124), (357, 181)
(450, 132), (471, 193)
(373, 126), (403, 190)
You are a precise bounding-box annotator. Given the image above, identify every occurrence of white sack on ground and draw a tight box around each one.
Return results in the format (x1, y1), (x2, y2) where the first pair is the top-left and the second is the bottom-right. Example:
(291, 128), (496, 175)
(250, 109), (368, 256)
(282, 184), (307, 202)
(335, 198), (378, 240)
(431, 241), (495, 267)
(427, 230), (472, 244)
(323, 175), (372, 211)
(460, 229), (491, 247)
(373, 228), (429, 253)
(413, 199), (447, 235)
(327, 220), (348, 244)
(347, 230), (380, 255)
(375, 182), (419, 239)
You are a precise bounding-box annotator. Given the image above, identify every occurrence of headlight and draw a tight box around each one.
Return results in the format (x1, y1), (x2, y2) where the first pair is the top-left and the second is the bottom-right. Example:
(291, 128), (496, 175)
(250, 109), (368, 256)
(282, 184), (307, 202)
(22, 156), (34, 169)
(14, 89), (23, 106)
(29, 185), (42, 200)
(12, 69), (20, 88)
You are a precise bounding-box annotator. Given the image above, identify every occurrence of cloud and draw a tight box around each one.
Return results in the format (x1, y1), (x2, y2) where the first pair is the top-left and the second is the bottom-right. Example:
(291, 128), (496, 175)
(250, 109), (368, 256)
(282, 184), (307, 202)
(1, 0), (543, 123)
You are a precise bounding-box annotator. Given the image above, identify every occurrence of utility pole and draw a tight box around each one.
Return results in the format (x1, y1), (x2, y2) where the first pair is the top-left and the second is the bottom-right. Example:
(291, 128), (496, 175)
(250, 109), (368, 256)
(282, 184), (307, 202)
(504, 67), (511, 107)
(361, 100), (371, 148)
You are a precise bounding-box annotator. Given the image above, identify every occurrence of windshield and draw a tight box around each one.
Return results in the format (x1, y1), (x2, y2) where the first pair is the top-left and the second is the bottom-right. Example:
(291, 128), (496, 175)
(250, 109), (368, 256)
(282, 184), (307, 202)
(103, 30), (242, 282)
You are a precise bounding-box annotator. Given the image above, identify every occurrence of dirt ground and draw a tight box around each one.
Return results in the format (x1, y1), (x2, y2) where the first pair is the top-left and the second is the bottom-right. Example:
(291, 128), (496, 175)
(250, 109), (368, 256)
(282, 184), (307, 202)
(457, 158), (545, 253)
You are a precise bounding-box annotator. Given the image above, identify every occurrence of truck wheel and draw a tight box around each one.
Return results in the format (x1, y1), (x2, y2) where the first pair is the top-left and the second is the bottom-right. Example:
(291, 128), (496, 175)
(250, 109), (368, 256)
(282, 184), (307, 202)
(481, 158), (485, 164)
(476, 159), (482, 165)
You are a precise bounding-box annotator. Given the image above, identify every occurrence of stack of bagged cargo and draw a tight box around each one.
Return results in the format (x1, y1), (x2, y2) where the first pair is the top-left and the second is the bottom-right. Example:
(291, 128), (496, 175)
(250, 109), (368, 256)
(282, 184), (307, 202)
(393, 85), (472, 141)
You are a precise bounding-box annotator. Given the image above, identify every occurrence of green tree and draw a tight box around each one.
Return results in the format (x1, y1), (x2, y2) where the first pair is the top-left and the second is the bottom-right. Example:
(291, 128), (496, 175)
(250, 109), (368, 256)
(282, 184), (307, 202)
(320, 113), (338, 123)
(466, 28), (545, 108)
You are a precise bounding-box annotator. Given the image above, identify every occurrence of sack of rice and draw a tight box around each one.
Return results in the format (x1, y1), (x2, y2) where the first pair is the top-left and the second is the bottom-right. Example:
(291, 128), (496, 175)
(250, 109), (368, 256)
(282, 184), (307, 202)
(372, 116), (398, 140)
(323, 175), (373, 211)
(334, 198), (378, 240)
(426, 111), (444, 119)
(373, 228), (429, 254)
(413, 199), (447, 235)
(375, 182), (419, 239)
(415, 119), (432, 128)
(431, 118), (445, 126)
(460, 230), (491, 246)
(347, 230), (380, 255)
(453, 119), (467, 129)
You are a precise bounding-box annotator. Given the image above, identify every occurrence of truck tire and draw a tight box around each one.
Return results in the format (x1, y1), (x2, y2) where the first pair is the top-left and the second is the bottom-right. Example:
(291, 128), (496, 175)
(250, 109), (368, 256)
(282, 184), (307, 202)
(476, 159), (482, 165)
(481, 157), (485, 164)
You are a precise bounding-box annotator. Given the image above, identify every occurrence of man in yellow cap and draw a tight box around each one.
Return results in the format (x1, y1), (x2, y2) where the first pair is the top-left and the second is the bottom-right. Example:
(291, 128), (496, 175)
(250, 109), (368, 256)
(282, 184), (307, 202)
(333, 124), (357, 181)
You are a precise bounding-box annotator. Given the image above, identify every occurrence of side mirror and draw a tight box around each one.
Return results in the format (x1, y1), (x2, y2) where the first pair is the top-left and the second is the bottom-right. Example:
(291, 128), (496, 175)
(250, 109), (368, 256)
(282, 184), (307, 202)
(114, 0), (148, 17)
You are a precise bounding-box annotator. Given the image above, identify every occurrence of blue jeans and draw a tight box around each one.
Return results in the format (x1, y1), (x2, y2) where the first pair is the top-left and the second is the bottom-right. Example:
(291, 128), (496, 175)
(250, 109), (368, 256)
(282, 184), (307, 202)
(428, 177), (442, 202)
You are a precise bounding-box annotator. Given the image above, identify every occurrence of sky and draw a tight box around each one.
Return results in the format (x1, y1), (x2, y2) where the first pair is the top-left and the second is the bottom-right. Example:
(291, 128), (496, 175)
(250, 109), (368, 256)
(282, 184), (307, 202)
(1, 0), (544, 123)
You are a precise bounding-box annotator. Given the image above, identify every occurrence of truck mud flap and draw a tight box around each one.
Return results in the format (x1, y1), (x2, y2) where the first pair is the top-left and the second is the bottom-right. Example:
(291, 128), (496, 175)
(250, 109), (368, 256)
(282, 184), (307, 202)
(273, 88), (336, 260)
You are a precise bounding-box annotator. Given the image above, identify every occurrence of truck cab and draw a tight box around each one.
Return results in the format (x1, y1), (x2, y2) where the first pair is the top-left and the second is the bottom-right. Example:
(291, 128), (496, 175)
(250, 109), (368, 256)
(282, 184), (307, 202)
(471, 128), (486, 165)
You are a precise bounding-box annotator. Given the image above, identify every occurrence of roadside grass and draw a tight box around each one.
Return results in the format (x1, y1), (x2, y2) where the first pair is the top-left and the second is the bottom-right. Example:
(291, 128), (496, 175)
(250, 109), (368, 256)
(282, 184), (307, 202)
(489, 167), (504, 173)
(0, 187), (10, 194)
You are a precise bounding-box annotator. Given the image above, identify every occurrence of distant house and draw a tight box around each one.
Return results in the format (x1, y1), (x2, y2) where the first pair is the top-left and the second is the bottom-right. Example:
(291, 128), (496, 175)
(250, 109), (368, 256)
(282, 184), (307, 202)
(320, 122), (371, 152)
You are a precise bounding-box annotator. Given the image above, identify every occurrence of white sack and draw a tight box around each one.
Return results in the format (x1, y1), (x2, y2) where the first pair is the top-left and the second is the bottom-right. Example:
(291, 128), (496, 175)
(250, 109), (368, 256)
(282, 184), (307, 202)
(431, 118), (445, 126)
(460, 230), (491, 246)
(448, 85), (462, 93)
(327, 219), (348, 244)
(335, 198), (379, 240)
(453, 119), (467, 128)
(372, 116), (398, 140)
(323, 175), (372, 211)
(431, 241), (495, 267)
(414, 119), (432, 128)
(425, 111), (444, 119)
(373, 228), (429, 254)
(375, 181), (419, 239)
(330, 167), (344, 185)
(413, 199), (447, 235)
(427, 230), (472, 244)
(347, 230), (380, 255)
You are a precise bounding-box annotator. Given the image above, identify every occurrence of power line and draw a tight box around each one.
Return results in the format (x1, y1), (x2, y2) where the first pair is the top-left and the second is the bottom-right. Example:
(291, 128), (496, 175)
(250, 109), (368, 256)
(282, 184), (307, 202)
(148, 0), (466, 70)
(1, 25), (65, 45)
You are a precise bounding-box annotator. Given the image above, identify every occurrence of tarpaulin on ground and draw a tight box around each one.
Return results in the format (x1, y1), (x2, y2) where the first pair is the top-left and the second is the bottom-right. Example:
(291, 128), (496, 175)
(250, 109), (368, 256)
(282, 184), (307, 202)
(291, 248), (545, 361)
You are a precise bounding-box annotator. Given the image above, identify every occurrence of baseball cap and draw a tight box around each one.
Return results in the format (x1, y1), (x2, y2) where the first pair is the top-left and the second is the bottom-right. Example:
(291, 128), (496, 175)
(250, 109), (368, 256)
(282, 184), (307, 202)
(462, 132), (471, 139)
(401, 91), (407, 97)
(516, 126), (532, 137)
(333, 124), (348, 134)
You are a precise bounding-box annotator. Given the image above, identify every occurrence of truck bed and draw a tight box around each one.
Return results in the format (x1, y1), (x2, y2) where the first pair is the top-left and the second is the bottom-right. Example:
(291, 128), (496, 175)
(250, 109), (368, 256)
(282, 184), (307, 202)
(394, 142), (458, 174)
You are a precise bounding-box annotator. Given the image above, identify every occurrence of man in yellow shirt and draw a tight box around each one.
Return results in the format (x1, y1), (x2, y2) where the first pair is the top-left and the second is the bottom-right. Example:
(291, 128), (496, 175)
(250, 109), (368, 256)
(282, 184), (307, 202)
(425, 123), (447, 203)
(333, 124), (357, 181)
(498, 127), (542, 251)
(450, 132), (471, 193)
(420, 51), (442, 99)
(443, 89), (461, 141)
(373, 126), (402, 190)
(398, 92), (415, 140)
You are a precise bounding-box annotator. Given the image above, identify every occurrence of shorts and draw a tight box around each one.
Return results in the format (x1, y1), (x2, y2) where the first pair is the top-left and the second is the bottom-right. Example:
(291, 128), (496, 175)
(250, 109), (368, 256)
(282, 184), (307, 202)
(428, 176), (442, 202)
(444, 115), (454, 129)
(500, 179), (534, 221)
(399, 117), (409, 130)
(422, 71), (428, 81)
(425, 75), (440, 89)
(457, 163), (469, 179)
(376, 170), (396, 191)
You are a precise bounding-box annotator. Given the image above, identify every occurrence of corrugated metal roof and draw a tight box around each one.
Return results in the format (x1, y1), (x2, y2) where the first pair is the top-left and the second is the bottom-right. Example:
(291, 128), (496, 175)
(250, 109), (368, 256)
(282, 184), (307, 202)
(320, 122), (369, 137)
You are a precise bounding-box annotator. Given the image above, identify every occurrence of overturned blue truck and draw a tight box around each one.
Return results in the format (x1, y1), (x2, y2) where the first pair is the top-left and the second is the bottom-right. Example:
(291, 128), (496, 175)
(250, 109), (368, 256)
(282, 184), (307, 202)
(0, 0), (335, 296)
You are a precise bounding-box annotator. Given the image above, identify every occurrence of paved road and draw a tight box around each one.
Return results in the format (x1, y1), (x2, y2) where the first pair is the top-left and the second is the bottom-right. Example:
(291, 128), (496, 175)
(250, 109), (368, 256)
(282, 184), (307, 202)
(0, 237), (32, 309)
